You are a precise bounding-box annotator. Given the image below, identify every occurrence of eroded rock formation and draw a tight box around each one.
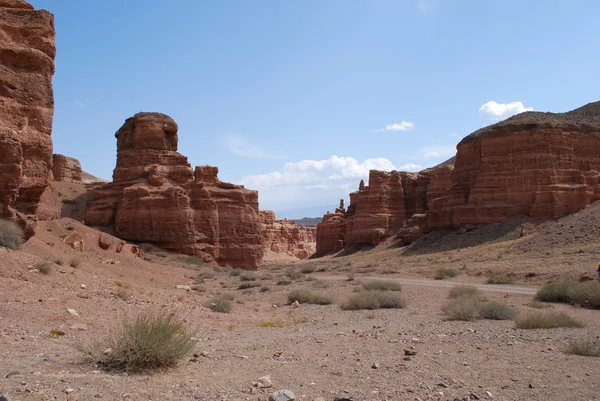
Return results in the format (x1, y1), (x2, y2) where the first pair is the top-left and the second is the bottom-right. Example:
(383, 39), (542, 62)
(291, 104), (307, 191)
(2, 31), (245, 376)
(85, 113), (264, 269)
(316, 101), (600, 254)
(52, 154), (82, 183)
(0, 0), (56, 234)
(260, 210), (316, 259)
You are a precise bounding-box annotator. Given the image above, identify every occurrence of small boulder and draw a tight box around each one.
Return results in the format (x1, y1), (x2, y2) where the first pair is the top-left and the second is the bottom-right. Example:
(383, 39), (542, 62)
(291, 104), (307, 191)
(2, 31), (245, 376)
(269, 390), (295, 401)
(98, 233), (113, 250)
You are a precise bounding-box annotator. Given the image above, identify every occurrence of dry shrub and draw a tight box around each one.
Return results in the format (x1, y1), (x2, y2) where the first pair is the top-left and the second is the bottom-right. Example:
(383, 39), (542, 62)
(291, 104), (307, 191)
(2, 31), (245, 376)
(448, 285), (482, 299)
(206, 296), (232, 313)
(239, 272), (258, 282)
(0, 219), (24, 250)
(85, 310), (196, 372)
(341, 291), (406, 310)
(535, 282), (573, 303)
(478, 301), (517, 320)
(276, 280), (292, 286)
(300, 264), (316, 274)
(115, 287), (131, 301)
(285, 267), (303, 280)
(362, 281), (402, 292)
(36, 262), (52, 275)
(568, 281), (600, 308)
(287, 289), (333, 305)
(442, 297), (481, 321)
(70, 257), (82, 268)
(238, 281), (261, 290)
(486, 274), (514, 284)
(515, 311), (583, 329)
(565, 337), (600, 357)
(435, 268), (457, 280)
(229, 268), (243, 276)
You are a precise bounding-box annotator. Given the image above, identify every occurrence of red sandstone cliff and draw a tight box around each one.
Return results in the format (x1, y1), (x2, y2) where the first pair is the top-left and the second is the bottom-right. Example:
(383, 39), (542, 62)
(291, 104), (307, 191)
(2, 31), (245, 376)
(85, 113), (264, 269)
(260, 210), (316, 259)
(0, 0), (56, 235)
(316, 101), (600, 254)
(52, 154), (82, 183)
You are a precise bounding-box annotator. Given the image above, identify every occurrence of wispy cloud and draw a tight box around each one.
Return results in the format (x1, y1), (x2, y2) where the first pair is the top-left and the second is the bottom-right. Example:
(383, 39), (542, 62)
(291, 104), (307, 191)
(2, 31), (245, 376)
(398, 163), (422, 171)
(377, 121), (415, 132)
(227, 135), (283, 159)
(420, 145), (456, 160)
(74, 100), (86, 108)
(479, 101), (534, 121)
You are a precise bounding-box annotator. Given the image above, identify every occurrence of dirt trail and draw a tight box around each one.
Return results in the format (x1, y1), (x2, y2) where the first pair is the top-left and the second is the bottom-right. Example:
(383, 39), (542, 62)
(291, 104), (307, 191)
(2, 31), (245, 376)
(313, 274), (538, 295)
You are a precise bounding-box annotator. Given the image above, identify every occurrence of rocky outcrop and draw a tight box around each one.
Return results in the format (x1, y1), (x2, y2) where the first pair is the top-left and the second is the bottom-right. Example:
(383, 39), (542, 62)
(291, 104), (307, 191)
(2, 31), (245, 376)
(52, 154), (82, 183)
(85, 113), (264, 269)
(398, 103), (600, 242)
(260, 210), (316, 259)
(315, 161), (455, 255)
(0, 0), (56, 234)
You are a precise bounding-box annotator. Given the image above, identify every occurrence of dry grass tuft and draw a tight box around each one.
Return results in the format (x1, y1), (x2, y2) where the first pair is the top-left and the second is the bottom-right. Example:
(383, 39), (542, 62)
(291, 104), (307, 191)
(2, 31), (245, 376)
(0, 219), (24, 250)
(206, 296), (232, 313)
(36, 262), (52, 275)
(287, 289), (333, 305)
(442, 297), (481, 321)
(486, 274), (515, 284)
(564, 337), (600, 357)
(341, 291), (406, 310)
(515, 311), (583, 329)
(448, 285), (482, 299)
(362, 281), (402, 292)
(434, 268), (457, 280)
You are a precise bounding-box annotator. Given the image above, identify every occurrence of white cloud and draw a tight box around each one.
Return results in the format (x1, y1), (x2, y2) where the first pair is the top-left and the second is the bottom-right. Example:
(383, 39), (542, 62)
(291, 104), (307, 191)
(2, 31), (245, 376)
(424, 152), (440, 158)
(420, 145), (456, 160)
(398, 163), (422, 171)
(227, 135), (283, 159)
(74, 100), (85, 108)
(377, 121), (415, 132)
(479, 101), (534, 121)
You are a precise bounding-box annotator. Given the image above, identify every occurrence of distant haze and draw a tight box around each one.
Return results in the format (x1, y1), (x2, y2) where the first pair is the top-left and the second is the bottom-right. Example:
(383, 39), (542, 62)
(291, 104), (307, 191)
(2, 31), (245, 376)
(273, 205), (335, 220)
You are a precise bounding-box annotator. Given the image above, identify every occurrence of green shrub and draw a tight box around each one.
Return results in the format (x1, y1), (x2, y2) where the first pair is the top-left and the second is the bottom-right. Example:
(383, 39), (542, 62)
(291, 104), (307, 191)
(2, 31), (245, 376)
(535, 282), (573, 303)
(276, 280), (293, 286)
(486, 274), (514, 285)
(238, 281), (261, 290)
(0, 219), (24, 250)
(362, 281), (402, 292)
(435, 268), (457, 280)
(239, 272), (258, 282)
(88, 310), (196, 372)
(448, 285), (482, 299)
(515, 311), (584, 329)
(178, 256), (206, 267)
(442, 297), (481, 321)
(341, 291), (406, 310)
(206, 297), (232, 313)
(478, 302), (517, 320)
(36, 262), (52, 275)
(287, 289), (333, 305)
(565, 337), (600, 357)
(568, 281), (600, 308)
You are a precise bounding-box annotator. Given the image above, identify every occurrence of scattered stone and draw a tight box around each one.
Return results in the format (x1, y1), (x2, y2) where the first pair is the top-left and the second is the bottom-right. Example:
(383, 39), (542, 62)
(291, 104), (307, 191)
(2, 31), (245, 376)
(0, 395), (13, 401)
(98, 233), (113, 250)
(404, 349), (417, 356)
(269, 389), (295, 401)
(372, 362), (380, 369)
(65, 388), (74, 394)
(5, 371), (19, 378)
(200, 351), (209, 357)
(334, 397), (353, 401)
(313, 398), (326, 401)
(80, 284), (87, 289)
(485, 391), (493, 398)
(66, 308), (79, 316)
(438, 383), (449, 388)
(103, 348), (112, 355)
(176, 285), (191, 291)
(70, 323), (88, 331)
(257, 375), (273, 388)
(291, 300), (300, 308)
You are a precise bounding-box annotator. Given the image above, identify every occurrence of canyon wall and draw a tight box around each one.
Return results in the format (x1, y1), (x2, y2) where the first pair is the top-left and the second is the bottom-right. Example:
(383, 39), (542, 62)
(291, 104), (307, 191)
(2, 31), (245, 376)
(85, 113), (264, 269)
(0, 0), (56, 235)
(260, 210), (316, 259)
(52, 154), (82, 183)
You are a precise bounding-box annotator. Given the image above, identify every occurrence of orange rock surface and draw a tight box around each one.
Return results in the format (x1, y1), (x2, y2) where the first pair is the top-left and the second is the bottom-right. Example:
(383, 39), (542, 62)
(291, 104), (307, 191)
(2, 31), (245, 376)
(0, 0), (56, 235)
(52, 154), (82, 183)
(260, 210), (316, 259)
(85, 113), (264, 269)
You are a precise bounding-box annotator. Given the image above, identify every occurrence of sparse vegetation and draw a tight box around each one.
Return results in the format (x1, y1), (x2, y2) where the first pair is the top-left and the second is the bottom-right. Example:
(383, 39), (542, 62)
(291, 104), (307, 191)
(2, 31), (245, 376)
(156, 252), (167, 258)
(276, 280), (293, 286)
(564, 337), (600, 357)
(178, 256), (206, 267)
(341, 291), (406, 310)
(61, 199), (76, 205)
(50, 328), (66, 336)
(442, 297), (481, 321)
(36, 261), (52, 275)
(515, 311), (583, 329)
(362, 281), (402, 292)
(238, 281), (261, 290)
(115, 287), (131, 301)
(69, 257), (82, 268)
(535, 282), (573, 303)
(258, 317), (286, 328)
(300, 264), (316, 274)
(86, 310), (196, 372)
(478, 301), (517, 320)
(206, 296), (232, 313)
(114, 281), (131, 289)
(448, 285), (482, 299)
(434, 268), (457, 280)
(239, 272), (258, 282)
(229, 268), (243, 276)
(287, 289), (333, 305)
(54, 258), (64, 266)
(0, 218), (24, 250)
(568, 281), (600, 309)
(486, 274), (515, 284)
(285, 267), (303, 280)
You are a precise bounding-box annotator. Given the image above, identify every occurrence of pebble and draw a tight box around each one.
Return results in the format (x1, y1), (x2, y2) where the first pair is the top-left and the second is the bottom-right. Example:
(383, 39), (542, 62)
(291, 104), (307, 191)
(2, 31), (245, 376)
(65, 388), (74, 394)
(66, 308), (79, 316)
(80, 284), (87, 289)
(404, 349), (417, 356)
(176, 285), (191, 291)
(269, 389), (295, 401)
(103, 348), (112, 355)
(313, 398), (326, 401)
(0, 395), (12, 401)
(372, 362), (380, 369)
(70, 323), (88, 331)
(257, 375), (273, 388)
(5, 371), (19, 378)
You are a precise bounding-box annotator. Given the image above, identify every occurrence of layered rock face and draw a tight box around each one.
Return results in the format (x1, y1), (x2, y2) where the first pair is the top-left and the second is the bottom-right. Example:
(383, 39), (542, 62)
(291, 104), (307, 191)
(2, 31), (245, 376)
(260, 210), (316, 259)
(315, 161), (455, 255)
(0, 0), (56, 233)
(85, 113), (264, 269)
(398, 104), (600, 242)
(52, 154), (82, 183)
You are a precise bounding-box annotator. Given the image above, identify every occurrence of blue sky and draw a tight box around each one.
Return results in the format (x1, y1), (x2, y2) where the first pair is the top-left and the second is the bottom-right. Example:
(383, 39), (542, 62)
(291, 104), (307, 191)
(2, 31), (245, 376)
(31, 0), (600, 217)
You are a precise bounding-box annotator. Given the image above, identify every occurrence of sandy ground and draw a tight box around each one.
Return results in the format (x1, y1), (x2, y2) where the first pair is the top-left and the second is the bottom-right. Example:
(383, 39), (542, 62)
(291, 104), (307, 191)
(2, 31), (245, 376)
(1, 212), (600, 401)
